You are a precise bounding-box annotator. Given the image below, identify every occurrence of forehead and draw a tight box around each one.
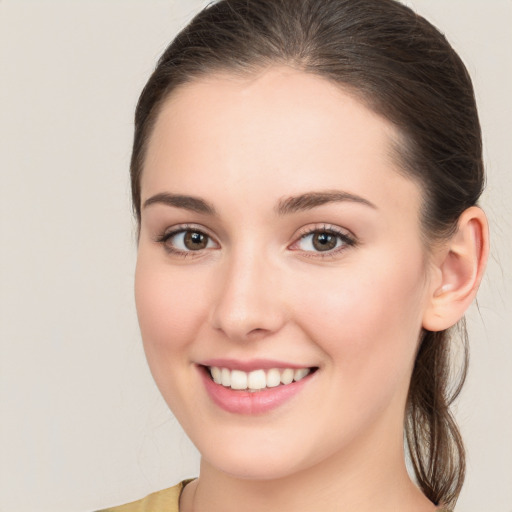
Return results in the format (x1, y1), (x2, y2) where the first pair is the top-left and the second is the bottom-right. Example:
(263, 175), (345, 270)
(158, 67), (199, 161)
(142, 66), (421, 216)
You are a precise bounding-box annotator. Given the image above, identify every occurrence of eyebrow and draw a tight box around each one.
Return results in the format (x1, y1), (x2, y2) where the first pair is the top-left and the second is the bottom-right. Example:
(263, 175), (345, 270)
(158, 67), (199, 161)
(276, 190), (377, 215)
(142, 189), (376, 216)
(143, 192), (217, 215)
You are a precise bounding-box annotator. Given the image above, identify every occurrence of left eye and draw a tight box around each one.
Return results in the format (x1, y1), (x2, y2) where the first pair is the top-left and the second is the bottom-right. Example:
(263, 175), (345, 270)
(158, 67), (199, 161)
(295, 231), (349, 252)
(166, 229), (216, 251)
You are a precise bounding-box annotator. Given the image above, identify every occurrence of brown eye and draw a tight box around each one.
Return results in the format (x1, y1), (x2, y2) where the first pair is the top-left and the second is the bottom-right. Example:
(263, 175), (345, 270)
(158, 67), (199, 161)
(184, 230), (208, 250)
(293, 227), (355, 255)
(160, 228), (217, 253)
(312, 232), (338, 251)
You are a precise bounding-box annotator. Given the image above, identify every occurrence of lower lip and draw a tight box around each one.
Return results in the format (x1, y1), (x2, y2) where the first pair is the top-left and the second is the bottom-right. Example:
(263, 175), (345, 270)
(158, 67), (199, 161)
(199, 367), (314, 415)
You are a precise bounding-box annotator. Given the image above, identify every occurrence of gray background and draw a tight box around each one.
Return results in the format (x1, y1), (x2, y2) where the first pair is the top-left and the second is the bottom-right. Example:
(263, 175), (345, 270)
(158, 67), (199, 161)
(1, 1), (510, 511)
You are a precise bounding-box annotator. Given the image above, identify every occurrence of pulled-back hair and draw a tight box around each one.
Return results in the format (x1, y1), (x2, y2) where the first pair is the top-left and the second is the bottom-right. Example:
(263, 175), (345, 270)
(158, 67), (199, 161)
(130, 0), (484, 506)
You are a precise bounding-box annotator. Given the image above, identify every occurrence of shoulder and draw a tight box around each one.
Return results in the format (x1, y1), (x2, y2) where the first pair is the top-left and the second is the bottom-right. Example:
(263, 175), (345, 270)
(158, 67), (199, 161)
(96, 479), (194, 512)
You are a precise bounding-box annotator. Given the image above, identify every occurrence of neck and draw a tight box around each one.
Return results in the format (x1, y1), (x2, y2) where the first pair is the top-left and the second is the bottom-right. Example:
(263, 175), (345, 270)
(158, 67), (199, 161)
(181, 424), (437, 512)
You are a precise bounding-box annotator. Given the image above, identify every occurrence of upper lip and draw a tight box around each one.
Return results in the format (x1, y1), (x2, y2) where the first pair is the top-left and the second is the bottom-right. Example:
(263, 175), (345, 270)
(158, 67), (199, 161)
(198, 358), (315, 372)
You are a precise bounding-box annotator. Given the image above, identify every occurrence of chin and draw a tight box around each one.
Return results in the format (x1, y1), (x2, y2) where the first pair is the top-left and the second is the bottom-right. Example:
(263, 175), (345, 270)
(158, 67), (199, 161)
(196, 431), (324, 482)
(214, 457), (304, 481)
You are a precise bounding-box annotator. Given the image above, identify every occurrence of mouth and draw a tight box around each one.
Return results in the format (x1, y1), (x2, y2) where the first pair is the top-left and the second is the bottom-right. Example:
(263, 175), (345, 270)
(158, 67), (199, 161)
(201, 365), (318, 392)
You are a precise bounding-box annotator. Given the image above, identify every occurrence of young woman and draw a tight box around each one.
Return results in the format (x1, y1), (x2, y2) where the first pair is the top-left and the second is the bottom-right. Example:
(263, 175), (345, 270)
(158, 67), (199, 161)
(99, 0), (488, 510)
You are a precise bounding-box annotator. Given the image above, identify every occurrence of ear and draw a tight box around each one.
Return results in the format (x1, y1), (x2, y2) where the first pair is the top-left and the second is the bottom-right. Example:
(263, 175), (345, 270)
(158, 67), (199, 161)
(422, 206), (489, 332)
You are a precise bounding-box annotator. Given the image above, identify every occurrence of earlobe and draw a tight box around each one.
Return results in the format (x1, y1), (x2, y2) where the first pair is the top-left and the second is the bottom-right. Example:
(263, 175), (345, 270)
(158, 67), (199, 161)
(422, 206), (489, 332)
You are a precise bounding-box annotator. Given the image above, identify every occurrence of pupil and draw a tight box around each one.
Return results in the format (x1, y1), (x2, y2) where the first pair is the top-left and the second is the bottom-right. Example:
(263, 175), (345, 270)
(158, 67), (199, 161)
(185, 231), (207, 250)
(313, 232), (336, 251)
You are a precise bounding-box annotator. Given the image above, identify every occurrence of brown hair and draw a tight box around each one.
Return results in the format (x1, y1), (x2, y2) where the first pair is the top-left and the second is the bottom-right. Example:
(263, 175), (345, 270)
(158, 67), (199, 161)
(130, 0), (484, 507)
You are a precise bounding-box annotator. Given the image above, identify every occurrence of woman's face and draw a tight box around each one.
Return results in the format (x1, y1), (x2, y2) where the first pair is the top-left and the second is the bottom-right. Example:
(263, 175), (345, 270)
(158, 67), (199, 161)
(135, 67), (435, 480)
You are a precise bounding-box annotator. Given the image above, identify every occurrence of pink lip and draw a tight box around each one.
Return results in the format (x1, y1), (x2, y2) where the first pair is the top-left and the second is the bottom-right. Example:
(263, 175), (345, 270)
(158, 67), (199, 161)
(200, 358), (311, 372)
(198, 365), (316, 415)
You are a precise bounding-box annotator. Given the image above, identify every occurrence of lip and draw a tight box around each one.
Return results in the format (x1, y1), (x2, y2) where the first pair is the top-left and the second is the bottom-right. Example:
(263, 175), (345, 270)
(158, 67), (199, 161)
(198, 363), (316, 415)
(199, 358), (311, 372)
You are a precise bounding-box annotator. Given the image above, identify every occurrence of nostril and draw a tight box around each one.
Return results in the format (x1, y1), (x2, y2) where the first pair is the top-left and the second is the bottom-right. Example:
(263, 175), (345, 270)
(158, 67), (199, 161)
(247, 327), (267, 336)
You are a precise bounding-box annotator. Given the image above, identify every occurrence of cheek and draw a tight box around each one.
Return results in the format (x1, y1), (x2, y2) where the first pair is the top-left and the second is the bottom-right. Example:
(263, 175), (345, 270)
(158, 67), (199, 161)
(134, 255), (208, 362)
(293, 252), (427, 385)
(134, 254), (216, 420)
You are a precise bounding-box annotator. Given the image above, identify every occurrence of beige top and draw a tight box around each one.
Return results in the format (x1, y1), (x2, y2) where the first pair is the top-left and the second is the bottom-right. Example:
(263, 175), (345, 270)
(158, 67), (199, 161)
(96, 480), (190, 512)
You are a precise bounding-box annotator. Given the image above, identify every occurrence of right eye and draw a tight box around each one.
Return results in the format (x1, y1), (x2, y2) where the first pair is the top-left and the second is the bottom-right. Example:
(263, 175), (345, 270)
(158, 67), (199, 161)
(157, 227), (218, 255)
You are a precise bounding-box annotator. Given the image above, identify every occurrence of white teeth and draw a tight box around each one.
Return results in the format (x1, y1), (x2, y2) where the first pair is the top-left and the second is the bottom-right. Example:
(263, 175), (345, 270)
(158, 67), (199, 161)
(247, 369), (266, 390)
(208, 366), (312, 391)
(231, 370), (248, 390)
(294, 368), (309, 382)
(280, 368), (294, 385)
(221, 367), (231, 387)
(211, 366), (222, 384)
(266, 368), (281, 388)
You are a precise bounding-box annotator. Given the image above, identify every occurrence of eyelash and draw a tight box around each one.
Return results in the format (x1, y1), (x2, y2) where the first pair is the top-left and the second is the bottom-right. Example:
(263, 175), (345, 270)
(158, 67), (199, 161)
(155, 223), (357, 259)
(291, 224), (357, 259)
(155, 224), (217, 258)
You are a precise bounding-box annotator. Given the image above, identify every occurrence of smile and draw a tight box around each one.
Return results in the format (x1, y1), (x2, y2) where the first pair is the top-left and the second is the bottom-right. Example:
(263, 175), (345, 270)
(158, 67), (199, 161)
(208, 366), (313, 392)
(199, 363), (318, 415)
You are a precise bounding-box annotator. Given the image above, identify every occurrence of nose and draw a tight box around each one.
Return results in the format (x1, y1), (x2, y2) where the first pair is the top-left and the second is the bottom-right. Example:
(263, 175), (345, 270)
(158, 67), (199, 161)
(209, 248), (287, 342)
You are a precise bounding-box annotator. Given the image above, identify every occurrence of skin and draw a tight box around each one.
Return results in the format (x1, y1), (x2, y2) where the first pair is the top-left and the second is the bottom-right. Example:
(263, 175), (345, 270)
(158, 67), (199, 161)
(134, 67), (480, 512)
